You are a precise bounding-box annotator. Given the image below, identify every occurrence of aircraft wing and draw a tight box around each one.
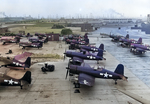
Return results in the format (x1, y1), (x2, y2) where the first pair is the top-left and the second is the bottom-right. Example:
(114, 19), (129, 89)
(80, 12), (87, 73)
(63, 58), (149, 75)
(136, 48), (145, 51)
(72, 57), (84, 63)
(80, 63), (91, 68)
(80, 48), (88, 52)
(78, 73), (95, 86)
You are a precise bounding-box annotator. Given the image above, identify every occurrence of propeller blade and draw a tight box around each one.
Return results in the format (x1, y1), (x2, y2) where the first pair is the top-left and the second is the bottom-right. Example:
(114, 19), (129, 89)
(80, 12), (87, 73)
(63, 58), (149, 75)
(65, 69), (69, 79)
(63, 48), (66, 61)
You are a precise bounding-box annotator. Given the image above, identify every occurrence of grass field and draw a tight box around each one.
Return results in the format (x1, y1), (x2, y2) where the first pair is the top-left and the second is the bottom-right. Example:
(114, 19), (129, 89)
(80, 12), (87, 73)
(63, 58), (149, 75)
(8, 22), (85, 35)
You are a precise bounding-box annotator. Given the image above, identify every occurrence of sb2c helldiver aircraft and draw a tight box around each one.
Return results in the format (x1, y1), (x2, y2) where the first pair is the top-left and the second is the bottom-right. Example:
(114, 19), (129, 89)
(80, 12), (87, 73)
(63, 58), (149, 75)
(0, 68), (31, 89)
(0, 52), (32, 70)
(65, 63), (128, 88)
(1, 36), (21, 45)
(19, 38), (43, 49)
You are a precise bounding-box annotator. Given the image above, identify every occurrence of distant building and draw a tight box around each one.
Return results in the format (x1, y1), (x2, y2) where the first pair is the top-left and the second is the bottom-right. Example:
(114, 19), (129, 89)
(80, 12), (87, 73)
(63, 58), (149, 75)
(81, 23), (93, 32)
(0, 27), (8, 34)
(147, 14), (150, 23)
(46, 33), (60, 41)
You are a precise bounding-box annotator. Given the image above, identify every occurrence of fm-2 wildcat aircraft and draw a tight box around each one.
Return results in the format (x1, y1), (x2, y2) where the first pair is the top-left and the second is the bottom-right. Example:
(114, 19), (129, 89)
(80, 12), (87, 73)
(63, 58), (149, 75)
(130, 43), (150, 54)
(19, 38), (43, 49)
(1, 36), (21, 45)
(64, 49), (106, 64)
(0, 52), (32, 70)
(0, 68), (31, 89)
(119, 35), (142, 47)
(65, 63), (128, 89)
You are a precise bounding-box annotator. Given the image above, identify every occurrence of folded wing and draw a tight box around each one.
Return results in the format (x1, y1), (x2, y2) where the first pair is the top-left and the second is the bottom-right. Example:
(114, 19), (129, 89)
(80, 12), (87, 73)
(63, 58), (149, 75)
(78, 73), (95, 86)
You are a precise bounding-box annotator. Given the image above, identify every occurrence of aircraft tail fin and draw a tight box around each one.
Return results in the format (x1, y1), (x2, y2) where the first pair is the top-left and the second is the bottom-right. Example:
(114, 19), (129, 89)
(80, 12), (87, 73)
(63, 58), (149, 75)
(126, 34), (129, 39)
(114, 64), (124, 75)
(137, 37), (142, 44)
(99, 44), (104, 50)
(21, 71), (31, 84)
(39, 42), (43, 47)
(97, 50), (103, 57)
(24, 57), (31, 68)
(85, 38), (89, 44)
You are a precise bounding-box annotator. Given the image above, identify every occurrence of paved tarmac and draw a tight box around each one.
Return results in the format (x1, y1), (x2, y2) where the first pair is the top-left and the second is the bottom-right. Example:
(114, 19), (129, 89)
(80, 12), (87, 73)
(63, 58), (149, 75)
(1, 35), (150, 104)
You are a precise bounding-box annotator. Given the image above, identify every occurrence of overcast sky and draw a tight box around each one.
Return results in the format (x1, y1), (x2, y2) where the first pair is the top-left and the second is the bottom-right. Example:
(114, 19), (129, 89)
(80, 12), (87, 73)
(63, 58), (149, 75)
(0, 0), (150, 18)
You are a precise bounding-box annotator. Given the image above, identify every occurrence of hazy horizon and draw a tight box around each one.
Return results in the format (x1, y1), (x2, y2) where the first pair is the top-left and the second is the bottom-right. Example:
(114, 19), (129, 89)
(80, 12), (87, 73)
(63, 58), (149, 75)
(0, 0), (150, 19)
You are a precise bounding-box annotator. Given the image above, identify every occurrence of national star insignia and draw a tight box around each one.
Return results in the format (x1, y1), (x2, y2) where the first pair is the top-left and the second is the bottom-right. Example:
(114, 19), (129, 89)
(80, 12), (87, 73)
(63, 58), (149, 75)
(83, 80), (88, 84)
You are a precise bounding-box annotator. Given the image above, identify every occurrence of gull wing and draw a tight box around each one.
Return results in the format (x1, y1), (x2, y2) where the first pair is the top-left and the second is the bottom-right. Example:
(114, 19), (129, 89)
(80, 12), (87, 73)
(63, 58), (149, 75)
(72, 57), (84, 63)
(78, 73), (95, 86)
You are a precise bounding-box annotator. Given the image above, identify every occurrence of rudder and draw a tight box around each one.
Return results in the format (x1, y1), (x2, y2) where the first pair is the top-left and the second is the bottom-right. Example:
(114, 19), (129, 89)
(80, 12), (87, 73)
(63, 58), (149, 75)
(137, 37), (142, 44)
(25, 57), (31, 68)
(21, 71), (31, 84)
(99, 44), (104, 50)
(97, 50), (103, 57)
(114, 64), (124, 75)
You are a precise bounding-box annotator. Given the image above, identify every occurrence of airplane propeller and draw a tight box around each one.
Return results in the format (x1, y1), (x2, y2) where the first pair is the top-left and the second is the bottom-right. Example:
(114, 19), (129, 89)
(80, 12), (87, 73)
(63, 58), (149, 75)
(63, 48), (66, 61)
(65, 62), (70, 79)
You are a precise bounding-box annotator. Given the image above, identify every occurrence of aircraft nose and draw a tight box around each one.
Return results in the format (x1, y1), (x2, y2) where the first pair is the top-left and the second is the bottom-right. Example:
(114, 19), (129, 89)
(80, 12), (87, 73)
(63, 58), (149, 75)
(69, 65), (77, 74)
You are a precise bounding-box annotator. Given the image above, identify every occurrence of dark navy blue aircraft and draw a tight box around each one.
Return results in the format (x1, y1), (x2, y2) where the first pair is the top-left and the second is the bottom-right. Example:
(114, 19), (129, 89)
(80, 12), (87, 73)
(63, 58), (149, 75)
(66, 63), (128, 88)
(64, 50), (106, 64)
(80, 44), (105, 53)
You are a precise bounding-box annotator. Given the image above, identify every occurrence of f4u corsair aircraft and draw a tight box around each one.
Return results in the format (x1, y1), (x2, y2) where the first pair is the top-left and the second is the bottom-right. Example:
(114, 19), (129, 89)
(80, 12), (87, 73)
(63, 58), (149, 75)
(64, 50), (106, 64)
(130, 43), (150, 54)
(119, 36), (142, 47)
(65, 63), (128, 88)
(80, 44), (106, 53)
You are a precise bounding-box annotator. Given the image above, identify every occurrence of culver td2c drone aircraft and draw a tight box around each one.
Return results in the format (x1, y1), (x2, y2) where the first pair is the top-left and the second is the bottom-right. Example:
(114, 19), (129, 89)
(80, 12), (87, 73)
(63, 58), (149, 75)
(65, 63), (128, 88)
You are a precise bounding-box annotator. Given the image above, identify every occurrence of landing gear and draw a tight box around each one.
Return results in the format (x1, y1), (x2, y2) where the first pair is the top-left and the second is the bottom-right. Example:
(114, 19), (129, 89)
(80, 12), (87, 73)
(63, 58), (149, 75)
(74, 82), (80, 88)
(20, 85), (23, 89)
(114, 79), (117, 85)
(74, 82), (80, 93)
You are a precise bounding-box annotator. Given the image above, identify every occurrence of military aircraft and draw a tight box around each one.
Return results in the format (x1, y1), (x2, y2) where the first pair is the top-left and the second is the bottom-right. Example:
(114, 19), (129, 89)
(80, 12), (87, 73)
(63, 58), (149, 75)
(130, 43), (150, 54)
(19, 39), (43, 49)
(80, 44), (106, 53)
(119, 36), (142, 47)
(1, 36), (20, 45)
(109, 34), (123, 42)
(64, 50), (105, 64)
(0, 52), (32, 70)
(0, 67), (31, 89)
(28, 36), (49, 43)
(65, 63), (127, 88)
